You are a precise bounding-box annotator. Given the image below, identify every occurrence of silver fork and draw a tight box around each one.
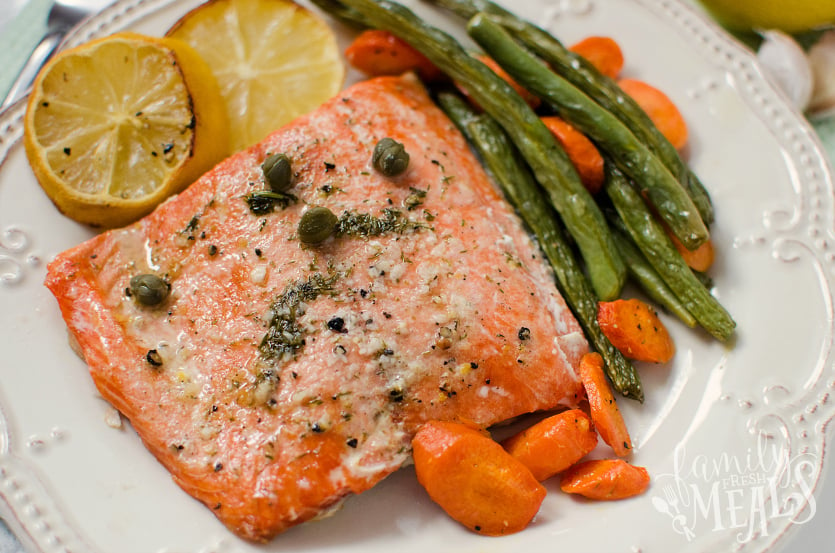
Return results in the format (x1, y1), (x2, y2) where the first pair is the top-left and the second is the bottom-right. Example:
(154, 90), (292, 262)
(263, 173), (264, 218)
(1, 0), (114, 110)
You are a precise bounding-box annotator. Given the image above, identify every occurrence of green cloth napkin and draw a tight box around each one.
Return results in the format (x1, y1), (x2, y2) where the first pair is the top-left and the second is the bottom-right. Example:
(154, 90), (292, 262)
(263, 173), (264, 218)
(0, 0), (51, 103)
(814, 114), (835, 161)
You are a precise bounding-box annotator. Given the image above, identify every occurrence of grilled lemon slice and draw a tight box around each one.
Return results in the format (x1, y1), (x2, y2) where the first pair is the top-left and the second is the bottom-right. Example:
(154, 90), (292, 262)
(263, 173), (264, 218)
(166, 0), (345, 152)
(24, 32), (228, 228)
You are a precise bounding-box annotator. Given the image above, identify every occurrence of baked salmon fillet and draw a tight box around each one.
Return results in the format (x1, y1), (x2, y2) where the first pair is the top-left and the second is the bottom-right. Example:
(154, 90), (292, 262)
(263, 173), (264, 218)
(45, 74), (588, 542)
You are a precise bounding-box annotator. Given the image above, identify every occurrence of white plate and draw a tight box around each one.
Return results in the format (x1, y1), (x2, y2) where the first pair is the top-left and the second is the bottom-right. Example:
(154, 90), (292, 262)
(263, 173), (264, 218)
(0, 0), (833, 552)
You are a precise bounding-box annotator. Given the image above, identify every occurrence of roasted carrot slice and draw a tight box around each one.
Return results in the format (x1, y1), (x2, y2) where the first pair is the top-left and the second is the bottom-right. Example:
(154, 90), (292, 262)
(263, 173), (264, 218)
(569, 36), (625, 79)
(560, 459), (650, 500)
(412, 420), (546, 536)
(345, 30), (443, 81)
(501, 409), (598, 481)
(618, 78), (688, 150)
(541, 116), (605, 194)
(458, 55), (542, 110)
(667, 229), (715, 272)
(577, 352), (632, 457)
(597, 298), (676, 363)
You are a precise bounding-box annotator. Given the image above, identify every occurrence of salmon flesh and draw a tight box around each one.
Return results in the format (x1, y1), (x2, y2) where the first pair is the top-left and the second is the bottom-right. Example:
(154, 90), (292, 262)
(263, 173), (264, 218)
(45, 74), (588, 541)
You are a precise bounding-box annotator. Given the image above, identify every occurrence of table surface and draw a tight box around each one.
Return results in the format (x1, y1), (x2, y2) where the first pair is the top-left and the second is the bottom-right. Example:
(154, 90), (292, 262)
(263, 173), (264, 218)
(0, 1), (834, 552)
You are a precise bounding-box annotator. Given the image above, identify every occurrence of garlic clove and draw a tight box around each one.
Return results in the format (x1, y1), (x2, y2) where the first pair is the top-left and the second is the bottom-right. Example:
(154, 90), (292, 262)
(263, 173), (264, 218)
(808, 30), (835, 117)
(757, 30), (814, 112)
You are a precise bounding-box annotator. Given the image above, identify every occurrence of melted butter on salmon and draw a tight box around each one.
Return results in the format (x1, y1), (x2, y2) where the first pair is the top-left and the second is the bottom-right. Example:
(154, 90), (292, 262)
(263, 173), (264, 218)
(45, 74), (588, 542)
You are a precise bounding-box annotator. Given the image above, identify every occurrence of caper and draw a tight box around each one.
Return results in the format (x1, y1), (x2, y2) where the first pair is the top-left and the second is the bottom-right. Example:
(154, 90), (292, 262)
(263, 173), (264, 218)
(372, 137), (409, 177)
(261, 153), (293, 192)
(298, 206), (338, 245)
(129, 274), (170, 306)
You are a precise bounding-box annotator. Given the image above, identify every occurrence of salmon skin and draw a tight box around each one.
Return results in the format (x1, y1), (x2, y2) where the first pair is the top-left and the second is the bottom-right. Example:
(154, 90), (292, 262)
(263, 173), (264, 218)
(45, 74), (588, 542)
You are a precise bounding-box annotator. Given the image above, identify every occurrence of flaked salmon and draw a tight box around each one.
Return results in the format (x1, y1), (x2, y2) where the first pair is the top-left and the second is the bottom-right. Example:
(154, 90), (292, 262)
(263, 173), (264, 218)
(45, 74), (588, 542)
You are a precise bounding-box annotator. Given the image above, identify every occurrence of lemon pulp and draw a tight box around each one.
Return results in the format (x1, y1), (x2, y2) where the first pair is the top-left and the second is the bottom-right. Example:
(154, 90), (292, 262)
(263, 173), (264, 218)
(166, 0), (345, 152)
(24, 32), (228, 228)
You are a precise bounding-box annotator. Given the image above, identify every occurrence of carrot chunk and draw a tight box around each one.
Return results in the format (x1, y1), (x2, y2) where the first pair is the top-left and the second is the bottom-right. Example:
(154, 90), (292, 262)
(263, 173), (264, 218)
(541, 116), (605, 194)
(501, 409), (598, 481)
(577, 352), (632, 457)
(618, 78), (688, 150)
(412, 420), (546, 536)
(668, 228), (715, 272)
(597, 298), (676, 363)
(569, 36), (625, 79)
(560, 459), (650, 500)
(345, 30), (443, 81)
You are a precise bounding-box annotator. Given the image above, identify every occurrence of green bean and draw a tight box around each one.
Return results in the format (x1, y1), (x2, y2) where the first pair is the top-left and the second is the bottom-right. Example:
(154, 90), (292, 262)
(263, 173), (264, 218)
(428, 0), (714, 226)
(311, 0), (626, 301)
(467, 14), (708, 251)
(436, 91), (643, 401)
(604, 165), (735, 341)
(610, 228), (697, 328)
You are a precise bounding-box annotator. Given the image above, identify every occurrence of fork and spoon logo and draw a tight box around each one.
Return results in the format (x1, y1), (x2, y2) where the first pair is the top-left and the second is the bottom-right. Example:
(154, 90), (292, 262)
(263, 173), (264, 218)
(652, 485), (696, 541)
(651, 436), (817, 543)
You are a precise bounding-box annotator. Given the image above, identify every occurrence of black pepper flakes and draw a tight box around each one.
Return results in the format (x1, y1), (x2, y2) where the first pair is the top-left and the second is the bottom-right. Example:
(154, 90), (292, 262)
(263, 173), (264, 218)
(518, 327), (531, 341)
(146, 349), (163, 367)
(346, 438), (358, 448)
(327, 317), (346, 333)
(208, 244), (218, 256)
(214, 461), (223, 472)
(184, 215), (200, 233)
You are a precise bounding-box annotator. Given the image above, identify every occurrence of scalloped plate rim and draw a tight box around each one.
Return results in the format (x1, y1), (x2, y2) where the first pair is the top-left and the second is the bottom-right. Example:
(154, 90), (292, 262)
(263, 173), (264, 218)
(0, 0), (834, 552)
